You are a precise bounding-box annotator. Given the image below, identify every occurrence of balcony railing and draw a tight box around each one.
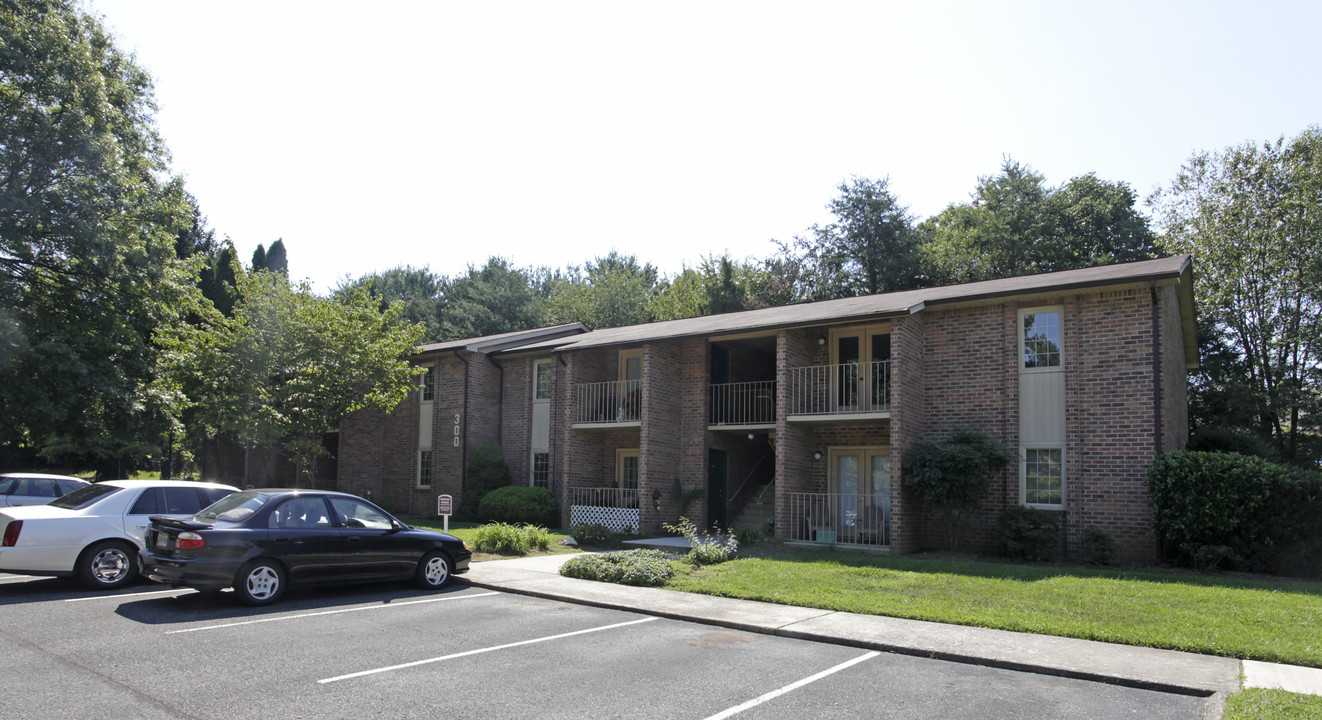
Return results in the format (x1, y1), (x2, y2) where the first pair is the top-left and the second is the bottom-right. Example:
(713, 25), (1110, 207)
(709, 380), (776, 426)
(785, 492), (889, 547)
(567, 486), (639, 509)
(574, 380), (641, 424)
(786, 360), (891, 416)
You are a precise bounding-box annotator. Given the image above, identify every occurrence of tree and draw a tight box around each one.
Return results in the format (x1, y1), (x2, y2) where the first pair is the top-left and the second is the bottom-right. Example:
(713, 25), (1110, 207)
(337, 265), (444, 341)
(904, 429), (1012, 552)
(920, 160), (1157, 284)
(439, 257), (545, 339)
(264, 238), (288, 274)
(163, 271), (425, 485)
(541, 251), (659, 329)
(1151, 127), (1322, 464)
(0, 0), (202, 474)
(777, 177), (922, 300)
(251, 244), (267, 271)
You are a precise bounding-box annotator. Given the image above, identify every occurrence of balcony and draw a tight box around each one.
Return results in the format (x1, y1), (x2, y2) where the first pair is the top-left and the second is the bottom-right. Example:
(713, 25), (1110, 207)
(709, 380), (776, 427)
(573, 380), (641, 427)
(786, 360), (891, 420)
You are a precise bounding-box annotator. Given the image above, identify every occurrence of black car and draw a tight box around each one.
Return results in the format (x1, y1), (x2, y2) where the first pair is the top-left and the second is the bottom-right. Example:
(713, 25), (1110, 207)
(139, 490), (470, 605)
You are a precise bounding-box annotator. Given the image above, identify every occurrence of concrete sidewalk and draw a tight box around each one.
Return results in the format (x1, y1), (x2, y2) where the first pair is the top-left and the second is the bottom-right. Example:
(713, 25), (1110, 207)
(459, 553), (1322, 711)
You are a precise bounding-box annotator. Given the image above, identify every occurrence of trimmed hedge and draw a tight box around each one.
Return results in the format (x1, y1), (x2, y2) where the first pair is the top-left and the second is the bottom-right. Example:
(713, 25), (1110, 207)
(993, 506), (1060, 562)
(559, 550), (674, 587)
(1147, 451), (1322, 576)
(477, 486), (559, 528)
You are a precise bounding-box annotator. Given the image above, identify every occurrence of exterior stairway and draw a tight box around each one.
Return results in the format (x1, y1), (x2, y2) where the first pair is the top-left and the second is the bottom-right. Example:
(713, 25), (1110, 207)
(731, 481), (775, 532)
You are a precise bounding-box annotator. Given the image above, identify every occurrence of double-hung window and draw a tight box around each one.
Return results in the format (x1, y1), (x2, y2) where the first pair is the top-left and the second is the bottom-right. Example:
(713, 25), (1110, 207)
(1018, 307), (1065, 509)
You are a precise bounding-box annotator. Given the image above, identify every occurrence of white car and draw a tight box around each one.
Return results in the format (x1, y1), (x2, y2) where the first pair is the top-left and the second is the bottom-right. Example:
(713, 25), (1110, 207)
(0, 479), (238, 589)
(0, 473), (89, 507)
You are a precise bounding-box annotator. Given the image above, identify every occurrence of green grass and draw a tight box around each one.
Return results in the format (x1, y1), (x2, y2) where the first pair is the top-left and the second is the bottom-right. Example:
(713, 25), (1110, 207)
(1224, 689), (1322, 719)
(663, 543), (1322, 667)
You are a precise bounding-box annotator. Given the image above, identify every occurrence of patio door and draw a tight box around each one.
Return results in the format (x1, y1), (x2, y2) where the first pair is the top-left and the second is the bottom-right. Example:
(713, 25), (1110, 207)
(828, 447), (891, 542)
(830, 327), (891, 412)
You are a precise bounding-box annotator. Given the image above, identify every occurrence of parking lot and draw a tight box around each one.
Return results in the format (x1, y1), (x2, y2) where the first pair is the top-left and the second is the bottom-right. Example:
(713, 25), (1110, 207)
(0, 573), (1208, 719)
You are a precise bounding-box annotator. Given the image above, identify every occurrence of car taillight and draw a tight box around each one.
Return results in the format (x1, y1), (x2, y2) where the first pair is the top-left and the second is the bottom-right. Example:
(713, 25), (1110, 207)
(176, 532), (206, 550)
(2, 521), (21, 547)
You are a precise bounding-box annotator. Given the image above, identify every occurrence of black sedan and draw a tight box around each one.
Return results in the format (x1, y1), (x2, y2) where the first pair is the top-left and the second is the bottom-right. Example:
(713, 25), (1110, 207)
(139, 490), (470, 605)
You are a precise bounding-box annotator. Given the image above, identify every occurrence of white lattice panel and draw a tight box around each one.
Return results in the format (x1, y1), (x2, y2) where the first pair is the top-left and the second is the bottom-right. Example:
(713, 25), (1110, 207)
(570, 505), (640, 534)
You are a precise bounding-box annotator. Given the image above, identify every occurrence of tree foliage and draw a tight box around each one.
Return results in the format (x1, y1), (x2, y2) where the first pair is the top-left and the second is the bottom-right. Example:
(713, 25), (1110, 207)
(0, 0), (202, 473)
(440, 257), (545, 340)
(904, 428), (1012, 552)
(337, 265), (444, 341)
(1151, 128), (1322, 464)
(778, 176), (921, 300)
(920, 160), (1158, 284)
(541, 251), (659, 329)
(162, 271), (424, 484)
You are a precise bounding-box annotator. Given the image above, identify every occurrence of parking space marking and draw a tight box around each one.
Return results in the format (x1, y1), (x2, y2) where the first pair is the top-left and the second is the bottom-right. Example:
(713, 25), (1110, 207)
(165, 591), (500, 634)
(65, 588), (191, 602)
(702, 650), (881, 720)
(318, 616), (660, 684)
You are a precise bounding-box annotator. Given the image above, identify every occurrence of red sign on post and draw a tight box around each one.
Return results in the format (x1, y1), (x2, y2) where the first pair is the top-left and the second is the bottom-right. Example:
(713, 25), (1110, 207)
(437, 494), (453, 516)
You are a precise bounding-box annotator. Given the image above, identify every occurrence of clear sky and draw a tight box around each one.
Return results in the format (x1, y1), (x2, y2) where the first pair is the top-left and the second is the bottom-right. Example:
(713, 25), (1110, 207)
(86, 0), (1321, 294)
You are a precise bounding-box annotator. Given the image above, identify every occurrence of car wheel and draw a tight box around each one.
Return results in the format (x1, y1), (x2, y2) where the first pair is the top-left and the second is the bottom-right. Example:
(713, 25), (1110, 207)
(77, 541), (138, 590)
(415, 551), (451, 590)
(235, 560), (286, 606)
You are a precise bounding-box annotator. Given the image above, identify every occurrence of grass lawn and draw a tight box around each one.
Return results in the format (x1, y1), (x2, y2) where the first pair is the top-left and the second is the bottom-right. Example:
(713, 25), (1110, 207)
(663, 542), (1322, 668)
(1224, 689), (1322, 719)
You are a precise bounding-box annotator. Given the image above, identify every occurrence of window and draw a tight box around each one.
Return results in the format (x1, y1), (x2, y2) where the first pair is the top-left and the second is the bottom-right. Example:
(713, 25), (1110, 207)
(1023, 447), (1064, 507)
(329, 497), (394, 530)
(532, 452), (550, 488)
(418, 450), (433, 488)
(616, 449), (640, 508)
(421, 365), (436, 401)
(534, 360), (553, 401)
(1020, 309), (1062, 370)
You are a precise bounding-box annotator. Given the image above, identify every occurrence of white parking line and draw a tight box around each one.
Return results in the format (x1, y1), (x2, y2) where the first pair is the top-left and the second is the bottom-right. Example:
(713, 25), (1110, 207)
(319, 616), (660, 684)
(166, 591), (500, 634)
(65, 588), (192, 602)
(702, 650), (881, 720)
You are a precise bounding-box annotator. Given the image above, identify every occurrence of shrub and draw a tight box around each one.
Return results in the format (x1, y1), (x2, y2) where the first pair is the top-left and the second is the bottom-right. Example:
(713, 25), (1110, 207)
(559, 550), (674, 586)
(664, 516), (739, 566)
(459, 440), (513, 520)
(478, 485), (559, 528)
(472, 522), (529, 554)
(1079, 526), (1116, 566)
(1147, 450), (1322, 575)
(571, 523), (612, 546)
(993, 506), (1061, 562)
(732, 526), (763, 545)
(522, 524), (552, 551)
(905, 428), (1012, 552)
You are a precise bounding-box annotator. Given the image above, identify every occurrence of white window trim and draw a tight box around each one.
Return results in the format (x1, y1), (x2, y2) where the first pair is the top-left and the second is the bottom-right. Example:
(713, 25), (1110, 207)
(1020, 443), (1065, 510)
(530, 451), (550, 488)
(534, 359), (553, 401)
(417, 449), (433, 489)
(421, 364), (436, 402)
(1018, 306), (1064, 374)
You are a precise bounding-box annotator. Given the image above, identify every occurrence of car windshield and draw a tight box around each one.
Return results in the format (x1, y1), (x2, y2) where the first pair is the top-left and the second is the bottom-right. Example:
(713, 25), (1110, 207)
(48, 483), (122, 510)
(196, 491), (270, 523)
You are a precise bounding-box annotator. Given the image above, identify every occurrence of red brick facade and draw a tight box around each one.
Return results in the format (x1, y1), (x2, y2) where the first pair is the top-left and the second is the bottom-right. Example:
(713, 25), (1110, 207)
(338, 260), (1194, 564)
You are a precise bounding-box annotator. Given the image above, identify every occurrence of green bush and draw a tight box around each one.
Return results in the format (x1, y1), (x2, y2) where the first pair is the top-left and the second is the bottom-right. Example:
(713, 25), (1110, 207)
(1147, 451), (1322, 575)
(472, 522), (529, 554)
(664, 516), (739, 566)
(522, 524), (552, 551)
(560, 550), (674, 586)
(993, 506), (1061, 562)
(458, 440), (513, 520)
(1079, 526), (1116, 566)
(478, 485), (559, 527)
(571, 523), (612, 546)
(904, 429), (1012, 552)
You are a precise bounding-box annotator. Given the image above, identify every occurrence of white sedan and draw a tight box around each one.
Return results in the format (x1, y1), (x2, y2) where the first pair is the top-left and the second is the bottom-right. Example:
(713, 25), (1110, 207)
(0, 479), (238, 589)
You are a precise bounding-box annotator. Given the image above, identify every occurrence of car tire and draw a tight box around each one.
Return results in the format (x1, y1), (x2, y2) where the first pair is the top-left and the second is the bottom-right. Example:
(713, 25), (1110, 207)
(235, 559), (286, 606)
(77, 540), (139, 590)
(415, 550), (451, 590)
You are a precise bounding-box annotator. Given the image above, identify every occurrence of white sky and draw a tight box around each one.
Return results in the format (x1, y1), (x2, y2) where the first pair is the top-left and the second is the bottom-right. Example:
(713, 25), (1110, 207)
(86, 0), (1322, 294)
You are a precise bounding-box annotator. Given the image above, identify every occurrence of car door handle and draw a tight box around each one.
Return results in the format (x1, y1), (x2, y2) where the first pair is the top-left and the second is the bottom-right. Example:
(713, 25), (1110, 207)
(347, 536), (361, 543)
(274, 537), (290, 544)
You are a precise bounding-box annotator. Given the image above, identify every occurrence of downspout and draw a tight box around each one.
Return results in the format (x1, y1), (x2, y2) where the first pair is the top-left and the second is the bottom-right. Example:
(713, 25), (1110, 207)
(455, 350), (470, 497)
(1150, 280), (1163, 456)
(494, 356), (505, 447)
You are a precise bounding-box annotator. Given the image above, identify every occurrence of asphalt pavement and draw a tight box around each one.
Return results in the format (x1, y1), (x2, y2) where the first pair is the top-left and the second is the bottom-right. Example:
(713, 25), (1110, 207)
(460, 549), (1322, 718)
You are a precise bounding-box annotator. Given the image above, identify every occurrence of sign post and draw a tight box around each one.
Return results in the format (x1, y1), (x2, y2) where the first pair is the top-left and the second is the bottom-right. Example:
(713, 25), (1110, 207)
(437, 494), (453, 533)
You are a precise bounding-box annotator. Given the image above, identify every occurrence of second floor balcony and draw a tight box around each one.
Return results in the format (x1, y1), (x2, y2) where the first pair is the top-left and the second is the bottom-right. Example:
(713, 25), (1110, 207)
(574, 379), (641, 426)
(786, 360), (891, 419)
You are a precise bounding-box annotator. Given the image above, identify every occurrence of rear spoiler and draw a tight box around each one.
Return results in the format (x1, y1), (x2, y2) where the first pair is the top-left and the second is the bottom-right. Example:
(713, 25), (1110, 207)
(149, 516), (212, 531)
